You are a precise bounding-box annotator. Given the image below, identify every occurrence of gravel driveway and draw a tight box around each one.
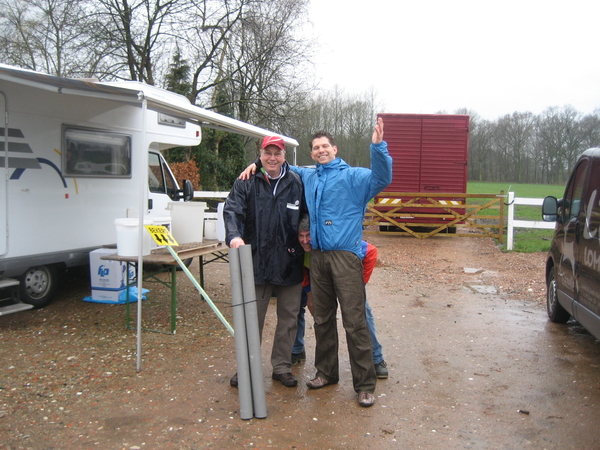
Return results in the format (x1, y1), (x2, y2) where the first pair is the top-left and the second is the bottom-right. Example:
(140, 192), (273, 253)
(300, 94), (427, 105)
(2, 234), (600, 449)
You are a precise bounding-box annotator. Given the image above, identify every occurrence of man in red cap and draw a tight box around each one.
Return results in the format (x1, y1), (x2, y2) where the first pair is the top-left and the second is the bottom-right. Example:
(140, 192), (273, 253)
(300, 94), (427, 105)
(224, 135), (305, 388)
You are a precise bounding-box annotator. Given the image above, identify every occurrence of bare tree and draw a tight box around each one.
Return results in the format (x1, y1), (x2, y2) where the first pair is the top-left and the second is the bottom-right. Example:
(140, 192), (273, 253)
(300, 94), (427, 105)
(285, 86), (380, 168)
(495, 112), (536, 183)
(464, 112), (494, 182)
(579, 109), (600, 150)
(343, 98), (375, 167)
(0, 0), (101, 77)
(149, 0), (250, 105)
(222, 0), (313, 129)
(89, 0), (194, 83)
(536, 106), (584, 184)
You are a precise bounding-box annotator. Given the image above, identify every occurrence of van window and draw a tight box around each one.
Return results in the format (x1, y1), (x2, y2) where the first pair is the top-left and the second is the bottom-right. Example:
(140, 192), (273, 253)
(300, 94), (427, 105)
(562, 160), (588, 221)
(63, 126), (131, 178)
(588, 159), (600, 200)
(586, 159), (600, 228)
(148, 152), (178, 199)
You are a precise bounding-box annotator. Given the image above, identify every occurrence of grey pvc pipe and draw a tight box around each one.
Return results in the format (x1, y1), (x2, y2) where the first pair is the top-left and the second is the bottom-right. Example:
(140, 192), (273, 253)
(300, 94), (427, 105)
(239, 245), (267, 419)
(228, 247), (253, 420)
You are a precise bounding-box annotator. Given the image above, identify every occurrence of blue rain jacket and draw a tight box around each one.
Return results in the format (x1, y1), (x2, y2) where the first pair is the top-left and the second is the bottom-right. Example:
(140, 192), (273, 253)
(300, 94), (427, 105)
(290, 141), (392, 258)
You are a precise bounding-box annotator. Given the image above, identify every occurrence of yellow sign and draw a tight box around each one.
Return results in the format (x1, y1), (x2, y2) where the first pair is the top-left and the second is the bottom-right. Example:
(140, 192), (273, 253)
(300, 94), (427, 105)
(145, 225), (179, 247)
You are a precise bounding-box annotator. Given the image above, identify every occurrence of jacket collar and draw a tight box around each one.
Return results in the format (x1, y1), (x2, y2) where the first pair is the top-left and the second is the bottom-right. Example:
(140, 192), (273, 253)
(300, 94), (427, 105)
(315, 157), (347, 173)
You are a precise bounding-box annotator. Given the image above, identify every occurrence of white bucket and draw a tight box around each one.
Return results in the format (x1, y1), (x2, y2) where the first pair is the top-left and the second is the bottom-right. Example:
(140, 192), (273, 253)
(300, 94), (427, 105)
(114, 218), (152, 256)
(204, 219), (217, 239)
(167, 201), (207, 244)
(150, 215), (172, 249)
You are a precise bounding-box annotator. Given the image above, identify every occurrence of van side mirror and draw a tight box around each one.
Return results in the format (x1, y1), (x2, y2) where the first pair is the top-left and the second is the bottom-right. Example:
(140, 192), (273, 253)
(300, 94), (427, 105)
(542, 196), (559, 222)
(181, 179), (194, 202)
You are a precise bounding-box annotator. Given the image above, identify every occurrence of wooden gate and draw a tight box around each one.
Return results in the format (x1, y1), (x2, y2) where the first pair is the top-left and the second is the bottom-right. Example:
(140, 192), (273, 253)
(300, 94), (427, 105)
(363, 191), (505, 242)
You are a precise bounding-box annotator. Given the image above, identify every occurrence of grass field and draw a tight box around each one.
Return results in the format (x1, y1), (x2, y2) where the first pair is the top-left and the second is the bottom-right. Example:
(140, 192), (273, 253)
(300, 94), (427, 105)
(467, 181), (565, 199)
(467, 181), (566, 253)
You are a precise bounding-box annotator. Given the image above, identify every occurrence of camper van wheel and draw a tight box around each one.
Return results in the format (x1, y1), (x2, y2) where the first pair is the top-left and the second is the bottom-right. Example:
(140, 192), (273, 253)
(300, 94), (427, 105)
(172, 258), (193, 271)
(19, 265), (58, 308)
(546, 266), (570, 323)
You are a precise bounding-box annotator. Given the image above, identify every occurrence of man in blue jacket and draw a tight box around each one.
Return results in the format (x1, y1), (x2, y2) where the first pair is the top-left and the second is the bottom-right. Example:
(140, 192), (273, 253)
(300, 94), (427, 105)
(290, 118), (392, 407)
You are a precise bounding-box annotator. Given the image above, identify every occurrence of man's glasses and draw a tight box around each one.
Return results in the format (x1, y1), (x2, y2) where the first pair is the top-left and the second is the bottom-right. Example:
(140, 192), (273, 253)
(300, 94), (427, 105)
(261, 150), (285, 158)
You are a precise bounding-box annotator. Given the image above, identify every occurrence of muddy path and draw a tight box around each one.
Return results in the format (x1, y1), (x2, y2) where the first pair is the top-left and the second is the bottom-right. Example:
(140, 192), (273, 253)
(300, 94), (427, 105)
(1, 235), (600, 449)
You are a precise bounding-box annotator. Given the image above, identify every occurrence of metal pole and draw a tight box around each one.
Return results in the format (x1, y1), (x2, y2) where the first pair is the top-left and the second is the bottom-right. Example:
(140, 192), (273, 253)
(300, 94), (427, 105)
(136, 97), (149, 372)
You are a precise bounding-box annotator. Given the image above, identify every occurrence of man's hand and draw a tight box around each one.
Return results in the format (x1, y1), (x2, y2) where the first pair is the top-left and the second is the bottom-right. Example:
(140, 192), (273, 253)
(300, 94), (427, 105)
(372, 117), (384, 144)
(229, 237), (245, 248)
(238, 163), (257, 180)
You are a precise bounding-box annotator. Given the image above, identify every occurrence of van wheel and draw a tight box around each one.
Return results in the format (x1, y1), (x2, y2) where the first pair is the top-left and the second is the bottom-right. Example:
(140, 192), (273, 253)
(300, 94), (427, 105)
(547, 267), (570, 323)
(19, 265), (58, 308)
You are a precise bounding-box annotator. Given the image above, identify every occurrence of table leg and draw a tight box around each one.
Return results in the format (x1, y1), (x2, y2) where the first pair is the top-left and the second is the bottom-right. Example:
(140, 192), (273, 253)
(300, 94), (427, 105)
(125, 262), (133, 329)
(199, 255), (205, 288)
(170, 265), (177, 334)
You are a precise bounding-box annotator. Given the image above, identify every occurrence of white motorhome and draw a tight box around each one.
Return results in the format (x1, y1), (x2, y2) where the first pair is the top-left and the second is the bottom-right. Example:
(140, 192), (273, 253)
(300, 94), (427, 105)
(0, 65), (298, 314)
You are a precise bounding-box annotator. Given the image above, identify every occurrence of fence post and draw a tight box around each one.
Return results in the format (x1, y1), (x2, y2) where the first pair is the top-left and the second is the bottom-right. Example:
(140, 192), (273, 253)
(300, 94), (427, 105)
(507, 191), (515, 251)
(498, 190), (505, 244)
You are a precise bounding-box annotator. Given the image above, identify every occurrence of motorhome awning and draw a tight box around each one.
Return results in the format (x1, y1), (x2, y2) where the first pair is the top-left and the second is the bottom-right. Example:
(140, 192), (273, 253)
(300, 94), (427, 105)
(0, 64), (299, 148)
(0, 63), (302, 372)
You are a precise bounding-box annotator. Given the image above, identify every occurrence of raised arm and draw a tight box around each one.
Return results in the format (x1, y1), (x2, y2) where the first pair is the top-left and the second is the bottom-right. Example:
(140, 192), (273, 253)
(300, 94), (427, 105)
(367, 118), (392, 199)
(372, 117), (384, 144)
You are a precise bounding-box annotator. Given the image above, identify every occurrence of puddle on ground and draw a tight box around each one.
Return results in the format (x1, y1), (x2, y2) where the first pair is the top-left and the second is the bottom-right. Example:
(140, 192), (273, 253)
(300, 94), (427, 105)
(466, 284), (498, 294)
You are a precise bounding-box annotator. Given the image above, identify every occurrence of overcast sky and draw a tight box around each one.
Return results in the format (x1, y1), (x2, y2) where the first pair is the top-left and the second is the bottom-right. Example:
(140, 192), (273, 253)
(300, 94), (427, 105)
(305, 0), (600, 120)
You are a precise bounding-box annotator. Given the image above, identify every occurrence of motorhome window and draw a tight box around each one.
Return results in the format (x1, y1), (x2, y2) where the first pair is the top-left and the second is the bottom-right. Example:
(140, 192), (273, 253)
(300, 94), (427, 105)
(63, 127), (131, 178)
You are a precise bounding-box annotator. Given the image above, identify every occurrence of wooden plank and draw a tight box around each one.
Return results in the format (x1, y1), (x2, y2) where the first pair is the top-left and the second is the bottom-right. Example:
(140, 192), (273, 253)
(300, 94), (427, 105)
(100, 240), (227, 264)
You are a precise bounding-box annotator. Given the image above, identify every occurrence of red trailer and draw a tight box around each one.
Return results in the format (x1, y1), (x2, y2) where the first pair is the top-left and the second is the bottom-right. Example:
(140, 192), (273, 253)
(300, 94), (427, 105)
(375, 113), (470, 231)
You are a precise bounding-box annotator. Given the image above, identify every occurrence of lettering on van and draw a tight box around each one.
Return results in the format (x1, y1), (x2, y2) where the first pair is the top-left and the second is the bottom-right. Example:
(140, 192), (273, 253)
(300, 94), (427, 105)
(584, 247), (600, 272)
(581, 188), (600, 275)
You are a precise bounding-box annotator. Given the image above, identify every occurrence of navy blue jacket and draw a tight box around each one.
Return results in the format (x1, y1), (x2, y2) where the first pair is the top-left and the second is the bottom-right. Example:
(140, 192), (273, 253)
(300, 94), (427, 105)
(224, 162), (304, 285)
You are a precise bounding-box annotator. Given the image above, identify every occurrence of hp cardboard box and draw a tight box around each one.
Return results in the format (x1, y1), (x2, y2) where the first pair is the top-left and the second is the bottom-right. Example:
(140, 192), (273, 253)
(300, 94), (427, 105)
(89, 248), (135, 303)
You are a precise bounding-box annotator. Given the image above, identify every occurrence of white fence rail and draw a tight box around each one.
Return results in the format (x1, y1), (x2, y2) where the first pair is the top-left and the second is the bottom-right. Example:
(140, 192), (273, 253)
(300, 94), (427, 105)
(506, 191), (556, 250)
(193, 191), (556, 251)
(194, 191), (229, 199)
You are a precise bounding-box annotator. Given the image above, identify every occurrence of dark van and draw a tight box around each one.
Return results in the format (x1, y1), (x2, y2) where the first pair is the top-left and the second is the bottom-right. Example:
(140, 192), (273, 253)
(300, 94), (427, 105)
(542, 148), (600, 340)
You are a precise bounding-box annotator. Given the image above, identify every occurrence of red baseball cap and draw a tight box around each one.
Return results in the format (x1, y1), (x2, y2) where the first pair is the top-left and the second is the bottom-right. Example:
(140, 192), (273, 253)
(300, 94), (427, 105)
(261, 135), (286, 150)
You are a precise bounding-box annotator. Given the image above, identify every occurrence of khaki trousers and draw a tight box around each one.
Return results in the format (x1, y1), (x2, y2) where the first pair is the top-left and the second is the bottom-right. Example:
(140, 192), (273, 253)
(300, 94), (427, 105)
(310, 250), (377, 393)
(255, 282), (303, 374)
